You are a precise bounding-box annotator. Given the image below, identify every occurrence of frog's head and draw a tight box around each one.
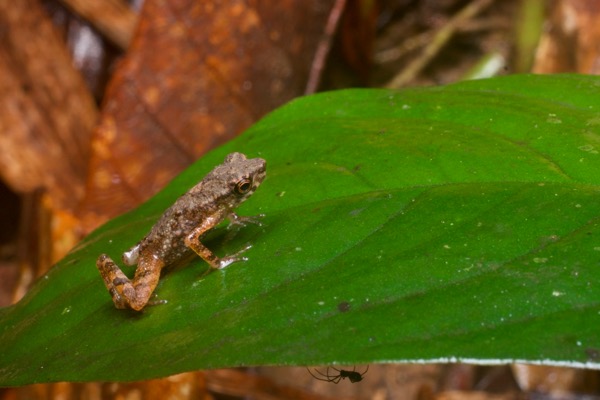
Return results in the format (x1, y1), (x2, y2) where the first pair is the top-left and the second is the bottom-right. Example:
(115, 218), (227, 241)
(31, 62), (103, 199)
(197, 152), (266, 211)
(223, 152), (266, 202)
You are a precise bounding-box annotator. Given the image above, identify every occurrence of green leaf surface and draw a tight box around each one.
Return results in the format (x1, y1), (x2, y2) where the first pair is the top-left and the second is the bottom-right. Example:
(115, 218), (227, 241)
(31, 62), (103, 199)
(1, 74), (599, 386)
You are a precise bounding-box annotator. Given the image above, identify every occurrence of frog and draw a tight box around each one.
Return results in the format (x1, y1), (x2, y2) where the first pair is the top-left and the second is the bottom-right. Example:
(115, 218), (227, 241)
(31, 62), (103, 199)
(96, 152), (266, 311)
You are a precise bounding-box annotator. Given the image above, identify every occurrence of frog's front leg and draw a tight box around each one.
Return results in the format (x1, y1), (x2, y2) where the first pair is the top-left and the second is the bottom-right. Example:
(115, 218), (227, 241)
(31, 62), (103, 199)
(184, 217), (250, 269)
(97, 254), (165, 311)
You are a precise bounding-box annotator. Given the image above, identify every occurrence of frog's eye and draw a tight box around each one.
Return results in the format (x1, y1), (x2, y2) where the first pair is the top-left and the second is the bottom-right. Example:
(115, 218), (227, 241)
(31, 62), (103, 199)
(235, 178), (253, 195)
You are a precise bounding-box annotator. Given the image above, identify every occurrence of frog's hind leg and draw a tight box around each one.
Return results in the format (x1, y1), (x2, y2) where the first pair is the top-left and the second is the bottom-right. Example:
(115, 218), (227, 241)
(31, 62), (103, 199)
(96, 254), (164, 311)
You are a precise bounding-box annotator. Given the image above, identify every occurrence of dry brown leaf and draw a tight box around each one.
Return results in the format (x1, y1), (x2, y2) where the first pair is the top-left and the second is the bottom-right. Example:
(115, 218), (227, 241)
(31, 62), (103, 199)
(533, 0), (600, 74)
(7, 372), (211, 400)
(205, 368), (350, 400)
(0, 0), (98, 210)
(435, 390), (518, 400)
(511, 364), (600, 396)
(79, 0), (339, 231)
(0, 0), (99, 304)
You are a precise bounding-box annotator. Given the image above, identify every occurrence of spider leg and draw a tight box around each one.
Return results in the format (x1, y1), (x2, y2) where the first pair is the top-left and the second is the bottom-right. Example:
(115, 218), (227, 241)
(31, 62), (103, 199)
(307, 368), (333, 382)
(321, 367), (334, 379)
(308, 366), (358, 384)
(326, 367), (344, 384)
(326, 367), (335, 379)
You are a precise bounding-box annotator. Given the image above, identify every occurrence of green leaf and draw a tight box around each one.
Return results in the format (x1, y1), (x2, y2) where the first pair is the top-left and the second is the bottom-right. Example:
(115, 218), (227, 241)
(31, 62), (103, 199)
(1, 74), (599, 386)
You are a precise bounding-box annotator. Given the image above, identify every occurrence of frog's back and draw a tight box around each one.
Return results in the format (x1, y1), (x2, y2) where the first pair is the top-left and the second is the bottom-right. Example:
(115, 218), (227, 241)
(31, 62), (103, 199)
(140, 188), (220, 261)
(131, 152), (266, 264)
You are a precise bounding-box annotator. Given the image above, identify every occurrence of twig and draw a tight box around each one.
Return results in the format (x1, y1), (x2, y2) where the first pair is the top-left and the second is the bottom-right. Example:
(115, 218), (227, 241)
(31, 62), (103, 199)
(385, 0), (494, 88)
(305, 0), (347, 94)
(374, 31), (432, 64)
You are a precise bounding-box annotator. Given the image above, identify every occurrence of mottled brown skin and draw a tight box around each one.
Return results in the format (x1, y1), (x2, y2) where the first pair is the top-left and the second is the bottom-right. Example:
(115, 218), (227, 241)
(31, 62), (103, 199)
(96, 152), (266, 311)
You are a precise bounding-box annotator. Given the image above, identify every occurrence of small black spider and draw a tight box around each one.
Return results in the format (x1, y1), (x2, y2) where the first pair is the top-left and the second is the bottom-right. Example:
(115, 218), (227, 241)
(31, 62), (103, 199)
(307, 365), (369, 384)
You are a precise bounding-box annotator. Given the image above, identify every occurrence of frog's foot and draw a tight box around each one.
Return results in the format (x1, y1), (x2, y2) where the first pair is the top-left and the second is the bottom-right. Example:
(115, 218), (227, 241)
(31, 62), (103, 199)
(96, 254), (163, 311)
(196, 244), (252, 281)
(147, 295), (168, 307)
(214, 244), (252, 269)
(227, 212), (265, 228)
